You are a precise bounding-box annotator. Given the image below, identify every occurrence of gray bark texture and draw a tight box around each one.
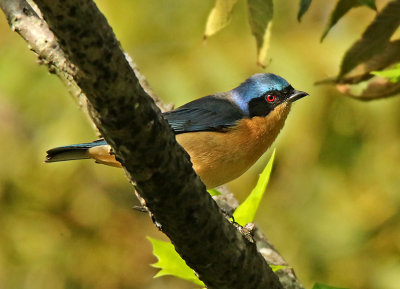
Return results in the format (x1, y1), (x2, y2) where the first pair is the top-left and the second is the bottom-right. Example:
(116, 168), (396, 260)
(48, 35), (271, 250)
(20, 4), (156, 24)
(0, 0), (303, 288)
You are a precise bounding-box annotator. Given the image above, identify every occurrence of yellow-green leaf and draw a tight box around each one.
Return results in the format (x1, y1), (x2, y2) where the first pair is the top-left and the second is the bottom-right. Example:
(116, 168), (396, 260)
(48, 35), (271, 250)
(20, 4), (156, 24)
(207, 188), (222, 196)
(256, 23), (273, 68)
(270, 265), (289, 272)
(204, 0), (239, 38)
(371, 63), (400, 83)
(147, 237), (204, 286)
(247, 0), (273, 67)
(233, 149), (275, 226)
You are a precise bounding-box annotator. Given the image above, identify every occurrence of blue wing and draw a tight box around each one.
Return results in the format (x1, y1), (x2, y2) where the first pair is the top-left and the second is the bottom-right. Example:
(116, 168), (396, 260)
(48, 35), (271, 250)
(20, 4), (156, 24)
(162, 95), (246, 134)
(46, 96), (245, 163)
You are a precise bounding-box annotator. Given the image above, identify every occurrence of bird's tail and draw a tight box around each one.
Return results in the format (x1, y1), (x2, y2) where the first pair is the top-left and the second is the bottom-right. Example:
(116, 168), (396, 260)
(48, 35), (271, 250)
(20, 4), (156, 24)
(45, 139), (121, 167)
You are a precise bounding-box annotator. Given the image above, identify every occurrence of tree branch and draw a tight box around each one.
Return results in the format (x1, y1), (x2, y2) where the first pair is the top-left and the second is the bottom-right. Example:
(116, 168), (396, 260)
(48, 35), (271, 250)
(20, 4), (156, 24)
(0, 1), (303, 288)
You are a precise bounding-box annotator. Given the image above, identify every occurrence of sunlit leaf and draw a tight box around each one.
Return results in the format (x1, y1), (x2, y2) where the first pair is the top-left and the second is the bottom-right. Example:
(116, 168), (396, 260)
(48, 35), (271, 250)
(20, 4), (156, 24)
(371, 63), (400, 83)
(207, 188), (221, 196)
(233, 149), (275, 226)
(147, 237), (204, 286)
(270, 265), (289, 272)
(312, 282), (349, 289)
(298, 0), (312, 22)
(204, 0), (239, 38)
(247, 0), (273, 67)
(339, 0), (400, 78)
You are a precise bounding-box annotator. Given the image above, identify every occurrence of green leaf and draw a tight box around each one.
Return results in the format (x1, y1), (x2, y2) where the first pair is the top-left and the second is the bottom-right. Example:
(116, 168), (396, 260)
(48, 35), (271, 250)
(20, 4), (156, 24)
(339, 0), (400, 78)
(204, 0), (239, 38)
(233, 149), (275, 226)
(371, 63), (400, 83)
(147, 237), (204, 286)
(270, 265), (289, 272)
(334, 40), (400, 84)
(207, 188), (221, 196)
(311, 282), (350, 289)
(298, 0), (312, 22)
(358, 0), (376, 10)
(247, 0), (273, 67)
(321, 0), (361, 42)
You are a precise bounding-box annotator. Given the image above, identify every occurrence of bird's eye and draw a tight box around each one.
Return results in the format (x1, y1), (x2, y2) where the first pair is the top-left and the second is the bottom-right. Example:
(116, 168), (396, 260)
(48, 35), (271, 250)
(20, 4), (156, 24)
(265, 94), (276, 102)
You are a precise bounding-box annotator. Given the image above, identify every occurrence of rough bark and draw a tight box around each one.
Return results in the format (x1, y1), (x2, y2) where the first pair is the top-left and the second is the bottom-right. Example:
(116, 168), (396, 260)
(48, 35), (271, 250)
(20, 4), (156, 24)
(0, 1), (303, 288)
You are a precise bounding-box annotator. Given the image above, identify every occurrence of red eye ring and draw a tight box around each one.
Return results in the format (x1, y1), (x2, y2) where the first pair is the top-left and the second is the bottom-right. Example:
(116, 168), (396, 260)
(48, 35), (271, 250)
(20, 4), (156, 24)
(266, 94), (276, 102)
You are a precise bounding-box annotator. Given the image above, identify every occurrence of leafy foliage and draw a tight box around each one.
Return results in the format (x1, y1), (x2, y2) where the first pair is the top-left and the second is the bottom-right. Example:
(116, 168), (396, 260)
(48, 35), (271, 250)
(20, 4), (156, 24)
(371, 63), (400, 83)
(339, 0), (400, 79)
(233, 149), (275, 226)
(336, 40), (400, 84)
(148, 237), (205, 286)
(204, 0), (239, 38)
(148, 232), (286, 287)
(321, 0), (367, 42)
(336, 76), (400, 100)
(247, 0), (274, 67)
(207, 188), (222, 196)
(203, 0), (400, 99)
(204, 0), (274, 66)
(148, 151), (276, 286)
(309, 0), (400, 99)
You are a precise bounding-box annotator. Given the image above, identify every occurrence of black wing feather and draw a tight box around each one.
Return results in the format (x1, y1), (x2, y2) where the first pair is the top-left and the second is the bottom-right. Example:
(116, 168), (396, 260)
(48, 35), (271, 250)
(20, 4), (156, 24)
(162, 95), (245, 134)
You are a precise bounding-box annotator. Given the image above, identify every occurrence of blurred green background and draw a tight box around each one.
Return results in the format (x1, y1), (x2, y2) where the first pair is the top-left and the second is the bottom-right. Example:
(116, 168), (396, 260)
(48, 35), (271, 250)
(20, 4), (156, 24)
(0, 1), (399, 288)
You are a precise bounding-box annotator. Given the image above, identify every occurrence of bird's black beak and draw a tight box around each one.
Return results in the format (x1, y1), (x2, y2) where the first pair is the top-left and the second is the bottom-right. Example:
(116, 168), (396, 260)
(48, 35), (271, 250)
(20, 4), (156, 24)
(287, 90), (308, 102)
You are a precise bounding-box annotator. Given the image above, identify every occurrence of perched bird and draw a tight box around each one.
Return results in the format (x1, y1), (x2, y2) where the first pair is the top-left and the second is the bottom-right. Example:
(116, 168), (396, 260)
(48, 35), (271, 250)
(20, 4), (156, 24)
(46, 73), (307, 188)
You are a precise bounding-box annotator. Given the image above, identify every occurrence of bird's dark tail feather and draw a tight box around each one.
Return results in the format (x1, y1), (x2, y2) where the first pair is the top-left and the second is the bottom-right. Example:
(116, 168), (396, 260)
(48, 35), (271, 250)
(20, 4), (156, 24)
(45, 139), (106, 163)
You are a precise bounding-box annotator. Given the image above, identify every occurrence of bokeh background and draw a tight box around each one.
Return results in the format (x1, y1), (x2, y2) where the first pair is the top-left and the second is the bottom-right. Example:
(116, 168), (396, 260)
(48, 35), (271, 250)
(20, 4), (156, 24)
(0, 1), (399, 288)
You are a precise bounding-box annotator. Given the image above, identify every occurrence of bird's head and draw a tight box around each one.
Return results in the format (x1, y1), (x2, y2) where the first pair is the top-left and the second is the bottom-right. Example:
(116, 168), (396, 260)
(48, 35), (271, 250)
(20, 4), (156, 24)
(231, 73), (308, 117)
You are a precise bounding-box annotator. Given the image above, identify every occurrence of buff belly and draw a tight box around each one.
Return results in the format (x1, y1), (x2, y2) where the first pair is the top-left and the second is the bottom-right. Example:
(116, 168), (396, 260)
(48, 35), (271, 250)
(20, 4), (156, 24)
(175, 103), (291, 188)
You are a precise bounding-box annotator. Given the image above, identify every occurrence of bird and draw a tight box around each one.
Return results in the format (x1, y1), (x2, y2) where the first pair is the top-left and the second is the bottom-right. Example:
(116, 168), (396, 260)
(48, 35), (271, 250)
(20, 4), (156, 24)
(45, 73), (308, 188)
